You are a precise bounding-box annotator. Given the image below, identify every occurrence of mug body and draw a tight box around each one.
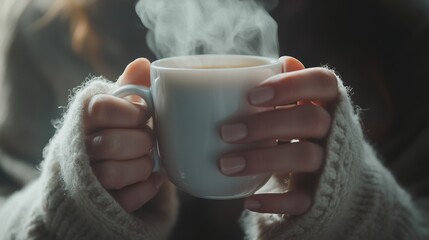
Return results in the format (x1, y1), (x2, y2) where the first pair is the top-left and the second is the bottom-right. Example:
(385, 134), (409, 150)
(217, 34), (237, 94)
(151, 55), (282, 199)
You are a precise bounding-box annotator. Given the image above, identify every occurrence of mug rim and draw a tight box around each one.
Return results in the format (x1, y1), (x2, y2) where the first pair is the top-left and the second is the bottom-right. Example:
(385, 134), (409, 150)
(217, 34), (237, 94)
(151, 54), (281, 72)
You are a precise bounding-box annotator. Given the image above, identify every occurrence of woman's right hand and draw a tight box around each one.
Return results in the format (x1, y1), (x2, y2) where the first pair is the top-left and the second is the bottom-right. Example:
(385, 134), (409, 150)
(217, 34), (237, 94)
(84, 58), (163, 213)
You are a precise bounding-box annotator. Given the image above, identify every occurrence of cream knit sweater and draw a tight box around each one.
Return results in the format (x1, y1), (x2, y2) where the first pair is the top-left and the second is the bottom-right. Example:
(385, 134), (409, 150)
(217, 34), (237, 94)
(0, 77), (428, 239)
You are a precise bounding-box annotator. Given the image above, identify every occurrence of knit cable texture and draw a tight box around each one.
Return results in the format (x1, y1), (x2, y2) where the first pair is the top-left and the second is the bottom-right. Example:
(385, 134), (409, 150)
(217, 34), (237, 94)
(241, 76), (429, 240)
(0, 78), (178, 240)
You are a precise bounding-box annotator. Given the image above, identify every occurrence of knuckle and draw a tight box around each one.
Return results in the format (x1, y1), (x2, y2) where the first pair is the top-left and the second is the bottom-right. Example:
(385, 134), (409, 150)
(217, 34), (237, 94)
(298, 142), (324, 171)
(95, 162), (121, 189)
(255, 118), (271, 141)
(140, 157), (154, 179)
(142, 127), (154, 141)
(245, 115), (266, 142)
(304, 105), (331, 138)
(116, 194), (137, 213)
(87, 95), (112, 121)
(139, 128), (155, 153)
(247, 150), (267, 171)
(314, 67), (336, 83)
(314, 68), (339, 97)
(134, 182), (157, 208)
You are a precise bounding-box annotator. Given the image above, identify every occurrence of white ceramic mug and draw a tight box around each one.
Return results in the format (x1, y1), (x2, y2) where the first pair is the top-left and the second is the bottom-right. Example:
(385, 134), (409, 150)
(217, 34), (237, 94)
(113, 54), (282, 199)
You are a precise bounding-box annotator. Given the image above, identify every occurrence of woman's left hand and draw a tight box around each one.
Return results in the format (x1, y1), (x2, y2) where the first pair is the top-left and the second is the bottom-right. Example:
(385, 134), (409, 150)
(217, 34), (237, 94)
(219, 56), (339, 215)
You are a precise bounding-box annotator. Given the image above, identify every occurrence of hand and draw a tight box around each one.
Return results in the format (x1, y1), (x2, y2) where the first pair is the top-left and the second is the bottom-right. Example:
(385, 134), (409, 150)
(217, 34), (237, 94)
(84, 58), (163, 213)
(219, 56), (339, 215)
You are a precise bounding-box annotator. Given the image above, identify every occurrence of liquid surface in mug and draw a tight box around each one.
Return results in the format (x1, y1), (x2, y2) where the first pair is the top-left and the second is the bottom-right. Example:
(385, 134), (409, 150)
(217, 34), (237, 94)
(189, 64), (261, 69)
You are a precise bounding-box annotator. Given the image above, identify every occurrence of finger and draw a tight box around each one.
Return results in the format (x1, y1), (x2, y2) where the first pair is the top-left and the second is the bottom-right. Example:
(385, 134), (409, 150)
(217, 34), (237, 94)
(220, 104), (331, 143)
(86, 127), (153, 160)
(248, 67), (338, 106)
(279, 56), (305, 72)
(244, 190), (312, 215)
(288, 172), (320, 192)
(117, 58), (151, 87)
(219, 141), (323, 176)
(85, 94), (150, 133)
(92, 157), (153, 190)
(111, 173), (164, 213)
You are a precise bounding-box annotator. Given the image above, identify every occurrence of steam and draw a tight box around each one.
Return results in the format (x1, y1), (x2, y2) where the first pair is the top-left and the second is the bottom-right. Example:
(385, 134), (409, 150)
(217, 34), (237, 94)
(135, 0), (279, 59)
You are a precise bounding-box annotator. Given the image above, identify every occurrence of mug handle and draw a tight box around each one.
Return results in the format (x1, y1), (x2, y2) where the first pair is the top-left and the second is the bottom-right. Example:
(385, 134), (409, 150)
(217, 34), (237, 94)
(112, 84), (160, 172)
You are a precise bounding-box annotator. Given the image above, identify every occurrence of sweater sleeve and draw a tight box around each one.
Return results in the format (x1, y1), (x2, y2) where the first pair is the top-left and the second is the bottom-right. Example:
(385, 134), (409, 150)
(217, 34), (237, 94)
(241, 77), (429, 240)
(0, 79), (178, 240)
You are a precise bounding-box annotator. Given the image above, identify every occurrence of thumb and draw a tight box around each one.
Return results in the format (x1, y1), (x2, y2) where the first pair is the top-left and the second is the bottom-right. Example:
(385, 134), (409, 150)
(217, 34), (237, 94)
(279, 56), (305, 72)
(117, 58), (151, 87)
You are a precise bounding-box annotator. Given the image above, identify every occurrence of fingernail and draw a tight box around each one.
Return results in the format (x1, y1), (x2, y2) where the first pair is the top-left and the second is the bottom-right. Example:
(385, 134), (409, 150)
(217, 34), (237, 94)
(249, 86), (274, 105)
(221, 123), (248, 142)
(245, 199), (261, 210)
(220, 156), (246, 175)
